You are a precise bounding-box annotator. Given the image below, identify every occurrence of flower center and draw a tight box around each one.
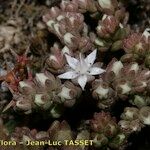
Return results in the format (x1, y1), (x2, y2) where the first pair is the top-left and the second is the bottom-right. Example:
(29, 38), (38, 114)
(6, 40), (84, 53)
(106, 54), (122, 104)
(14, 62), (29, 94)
(75, 53), (89, 74)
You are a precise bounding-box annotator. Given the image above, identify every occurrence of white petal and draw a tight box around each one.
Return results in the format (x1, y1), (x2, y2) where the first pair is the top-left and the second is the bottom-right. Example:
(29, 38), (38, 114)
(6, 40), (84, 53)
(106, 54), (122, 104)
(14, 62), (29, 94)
(65, 54), (79, 70)
(88, 67), (105, 75)
(78, 75), (87, 90)
(58, 71), (79, 79)
(85, 49), (97, 67)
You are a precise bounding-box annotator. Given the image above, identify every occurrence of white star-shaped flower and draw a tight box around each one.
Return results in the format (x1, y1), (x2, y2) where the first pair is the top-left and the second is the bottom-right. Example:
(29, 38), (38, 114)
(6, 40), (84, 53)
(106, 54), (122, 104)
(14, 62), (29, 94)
(58, 49), (105, 90)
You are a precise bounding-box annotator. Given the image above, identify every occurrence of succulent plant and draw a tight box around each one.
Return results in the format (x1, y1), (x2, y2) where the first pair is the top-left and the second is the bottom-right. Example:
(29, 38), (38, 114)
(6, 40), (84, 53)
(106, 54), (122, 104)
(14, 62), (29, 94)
(119, 106), (150, 134)
(2, 71), (81, 117)
(92, 58), (150, 108)
(121, 28), (150, 66)
(90, 112), (127, 149)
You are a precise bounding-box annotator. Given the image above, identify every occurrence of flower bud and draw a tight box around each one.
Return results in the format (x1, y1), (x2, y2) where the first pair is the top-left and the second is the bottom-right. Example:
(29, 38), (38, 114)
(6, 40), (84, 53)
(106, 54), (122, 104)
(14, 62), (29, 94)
(18, 80), (36, 95)
(16, 98), (32, 114)
(58, 81), (81, 107)
(97, 14), (119, 38)
(118, 120), (142, 133)
(60, 0), (78, 12)
(79, 37), (93, 52)
(90, 112), (117, 137)
(63, 32), (76, 45)
(130, 95), (150, 108)
(43, 7), (60, 21)
(91, 133), (108, 148)
(109, 133), (126, 149)
(110, 60), (123, 76)
(34, 93), (52, 110)
(76, 0), (97, 13)
(123, 33), (147, 55)
(35, 73), (49, 87)
(97, 0), (118, 13)
(139, 106), (150, 125)
(35, 71), (60, 91)
(46, 44), (65, 73)
(48, 120), (73, 142)
(117, 81), (131, 94)
(121, 107), (139, 120)
(98, 0), (111, 9)
(92, 82), (109, 99)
